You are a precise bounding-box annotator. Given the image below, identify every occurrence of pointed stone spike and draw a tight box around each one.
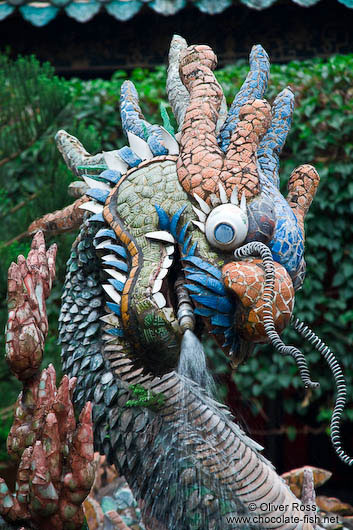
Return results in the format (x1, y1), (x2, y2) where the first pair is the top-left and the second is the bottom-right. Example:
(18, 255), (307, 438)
(103, 284), (121, 304)
(127, 131), (153, 160)
(231, 185), (239, 205)
(153, 292), (166, 308)
(103, 151), (128, 172)
(218, 182), (228, 204)
(104, 268), (126, 284)
(193, 193), (210, 214)
(160, 127), (180, 155)
(240, 191), (247, 212)
(192, 205), (206, 222)
(82, 175), (111, 191)
(79, 201), (104, 214)
(145, 231), (176, 244)
(192, 220), (205, 233)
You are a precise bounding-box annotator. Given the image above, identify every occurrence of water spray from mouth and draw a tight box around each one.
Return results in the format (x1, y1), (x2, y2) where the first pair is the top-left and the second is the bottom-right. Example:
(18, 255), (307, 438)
(175, 278), (216, 397)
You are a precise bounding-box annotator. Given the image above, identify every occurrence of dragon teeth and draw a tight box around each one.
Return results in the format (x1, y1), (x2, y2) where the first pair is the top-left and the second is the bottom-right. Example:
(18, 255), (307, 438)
(157, 268), (168, 280)
(127, 132), (153, 160)
(102, 254), (122, 262)
(152, 279), (163, 294)
(79, 201), (104, 214)
(104, 268), (126, 283)
(145, 231), (176, 244)
(162, 256), (173, 268)
(166, 245), (174, 255)
(231, 185), (239, 206)
(83, 175), (111, 191)
(103, 150), (128, 172)
(103, 284), (121, 304)
(153, 292), (166, 308)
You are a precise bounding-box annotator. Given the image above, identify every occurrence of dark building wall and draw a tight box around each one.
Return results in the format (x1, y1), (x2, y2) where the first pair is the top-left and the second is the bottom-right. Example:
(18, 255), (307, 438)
(0, 0), (353, 77)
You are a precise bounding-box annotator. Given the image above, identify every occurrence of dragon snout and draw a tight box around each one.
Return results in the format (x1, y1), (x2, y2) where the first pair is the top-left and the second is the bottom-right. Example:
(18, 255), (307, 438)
(222, 258), (295, 343)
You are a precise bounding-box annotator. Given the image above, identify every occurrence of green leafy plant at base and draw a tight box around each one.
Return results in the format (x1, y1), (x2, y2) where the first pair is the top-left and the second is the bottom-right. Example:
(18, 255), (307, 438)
(0, 52), (352, 454)
(126, 384), (165, 410)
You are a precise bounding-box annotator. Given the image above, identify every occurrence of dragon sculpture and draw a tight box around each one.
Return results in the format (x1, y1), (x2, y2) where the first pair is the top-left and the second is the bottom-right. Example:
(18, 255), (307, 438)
(2, 36), (352, 530)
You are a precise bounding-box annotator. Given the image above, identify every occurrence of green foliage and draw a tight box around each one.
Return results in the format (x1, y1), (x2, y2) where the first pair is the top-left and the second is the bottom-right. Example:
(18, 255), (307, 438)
(126, 384), (165, 410)
(0, 52), (353, 453)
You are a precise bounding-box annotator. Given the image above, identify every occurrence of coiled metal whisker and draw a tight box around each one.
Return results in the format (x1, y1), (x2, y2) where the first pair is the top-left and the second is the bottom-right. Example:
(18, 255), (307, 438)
(291, 317), (353, 466)
(234, 242), (319, 389)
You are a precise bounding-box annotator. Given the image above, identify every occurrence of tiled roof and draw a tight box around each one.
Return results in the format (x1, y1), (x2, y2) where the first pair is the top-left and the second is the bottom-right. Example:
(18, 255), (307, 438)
(0, 0), (352, 26)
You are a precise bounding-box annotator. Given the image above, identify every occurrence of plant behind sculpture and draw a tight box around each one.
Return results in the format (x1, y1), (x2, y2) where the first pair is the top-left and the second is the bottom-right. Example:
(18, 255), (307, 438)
(17, 37), (353, 529)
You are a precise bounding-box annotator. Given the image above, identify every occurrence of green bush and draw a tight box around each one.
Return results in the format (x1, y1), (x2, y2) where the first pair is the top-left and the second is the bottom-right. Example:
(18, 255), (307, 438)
(0, 53), (352, 456)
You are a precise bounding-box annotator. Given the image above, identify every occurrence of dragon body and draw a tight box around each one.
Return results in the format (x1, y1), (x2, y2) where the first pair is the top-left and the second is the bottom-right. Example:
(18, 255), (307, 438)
(25, 36), (352, 529)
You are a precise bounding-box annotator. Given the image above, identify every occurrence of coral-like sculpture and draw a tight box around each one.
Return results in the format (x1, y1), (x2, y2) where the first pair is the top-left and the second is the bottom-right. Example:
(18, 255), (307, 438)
(0, 232), (94, 529)
(3, 36), (352, 530)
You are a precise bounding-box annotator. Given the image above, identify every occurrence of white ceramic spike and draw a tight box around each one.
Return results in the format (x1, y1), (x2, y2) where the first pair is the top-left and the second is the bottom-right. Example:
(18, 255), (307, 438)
(102, 254), (122, 262)
(79, 201), (103, 214)
(156, 268), (168, 280)
(104, 269), (126, 284)
(127, 131), (153, 160)
(192, 205), (206, 222)
(82, 175), (110, 191)
(103, 150), (128, 172)
(160, 127), (180, 155)
(210, 194), (220, 207)
(191, 220), (205, 233)
(152, 279), (163, 294)
(240, 191), (247, 212)
(162, 256), (173, 269)
(193, 193), (210, 214)
(166, 245), (174, 255)
(218, 182), (228, 204)
(103, 284), (121, 304)
(230, 185), (239, 206)
(145, 231), (176, 244)
(153, 292), (167, 308)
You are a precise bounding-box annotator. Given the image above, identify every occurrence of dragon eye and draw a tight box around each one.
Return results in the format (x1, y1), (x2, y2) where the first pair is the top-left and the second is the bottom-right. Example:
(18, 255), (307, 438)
(205, 204), (248, 251)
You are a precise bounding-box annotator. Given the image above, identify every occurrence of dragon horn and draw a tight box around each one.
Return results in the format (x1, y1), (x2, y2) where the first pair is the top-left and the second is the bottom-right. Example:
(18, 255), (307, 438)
(55, 129), (104, 176)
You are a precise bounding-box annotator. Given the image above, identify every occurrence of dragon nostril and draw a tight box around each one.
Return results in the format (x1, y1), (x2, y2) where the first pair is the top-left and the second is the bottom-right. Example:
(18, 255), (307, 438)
(214, 223), (235, 244)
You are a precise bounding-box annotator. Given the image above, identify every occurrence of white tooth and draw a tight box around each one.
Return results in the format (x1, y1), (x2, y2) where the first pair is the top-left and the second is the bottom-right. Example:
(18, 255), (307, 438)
(96, 239), (113, 250)
(153, 292), (166, 308)
(103, 334), (119, 343)
(193, 193), (210, 214)
(218, 182), (228, 204)
(210, 193), (220, 207)
(192, 220), (205, 233)
(231, 185), (239, 206)
(104, 343), (124, 352)
(166, 245), (174, 255)
(83, 175), (110, 191)
(157, 268), (168, 280)
(127, 131), (153, 160)
(104, 269), (126, 283)
(152, 279), (163, 294)
(240, 191), (247, 212)
(162, 256), (173, 268)
(103, 150), (128, 172)
(160, 126), (180, 155)
(145, 231), (175, 244)
(102, 254), (121, 262)
(100, 313), (120, 326)
(103, 284), (121, 304)
(79, 201), (103, 214)
(192, 205), (206, 222)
